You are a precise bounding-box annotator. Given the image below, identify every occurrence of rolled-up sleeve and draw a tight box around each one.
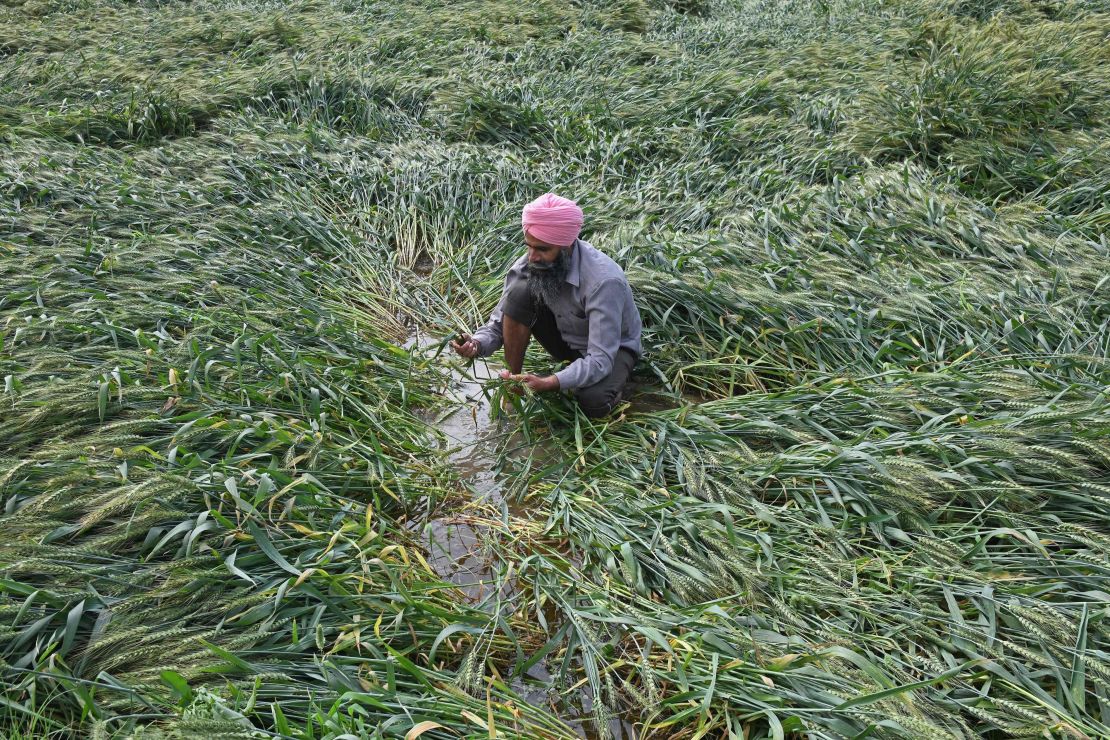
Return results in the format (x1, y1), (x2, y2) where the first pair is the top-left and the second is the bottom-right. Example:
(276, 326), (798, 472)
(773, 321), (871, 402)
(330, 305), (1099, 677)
(554, 279), (624, 390)
(471, 263), (523, 358)
(471, 296), (505, 358)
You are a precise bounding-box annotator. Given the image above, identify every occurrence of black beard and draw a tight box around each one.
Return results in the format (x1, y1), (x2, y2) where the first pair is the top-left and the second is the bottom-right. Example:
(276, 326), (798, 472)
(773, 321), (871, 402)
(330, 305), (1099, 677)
(527, 249), (569, 307)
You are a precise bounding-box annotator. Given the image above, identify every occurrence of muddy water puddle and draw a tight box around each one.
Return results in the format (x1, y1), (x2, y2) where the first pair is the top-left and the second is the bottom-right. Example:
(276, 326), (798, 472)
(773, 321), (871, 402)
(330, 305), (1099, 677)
(507, 660), (638, 740)
(405, 332), (646, 738)
(405, 332), (537, 603)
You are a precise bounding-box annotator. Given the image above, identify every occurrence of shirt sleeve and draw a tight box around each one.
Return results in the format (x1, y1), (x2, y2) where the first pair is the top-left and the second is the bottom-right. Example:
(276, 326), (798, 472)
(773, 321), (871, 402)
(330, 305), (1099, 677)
(554, 278), (624, 390)
(470, 280), (509, 358)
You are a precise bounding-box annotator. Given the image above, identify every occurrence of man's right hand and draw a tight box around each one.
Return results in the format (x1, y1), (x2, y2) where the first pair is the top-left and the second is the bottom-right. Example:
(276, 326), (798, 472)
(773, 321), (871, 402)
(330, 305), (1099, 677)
(450, 333), (479, 359)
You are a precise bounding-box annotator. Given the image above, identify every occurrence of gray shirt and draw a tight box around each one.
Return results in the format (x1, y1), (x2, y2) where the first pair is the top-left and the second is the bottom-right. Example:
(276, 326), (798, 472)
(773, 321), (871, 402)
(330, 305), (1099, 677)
(472, 239), (643, 390)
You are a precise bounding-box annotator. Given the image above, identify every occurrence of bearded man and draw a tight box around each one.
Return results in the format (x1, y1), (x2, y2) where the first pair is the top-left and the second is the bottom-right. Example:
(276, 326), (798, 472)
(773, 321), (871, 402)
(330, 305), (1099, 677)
(451, 193), (642, 419)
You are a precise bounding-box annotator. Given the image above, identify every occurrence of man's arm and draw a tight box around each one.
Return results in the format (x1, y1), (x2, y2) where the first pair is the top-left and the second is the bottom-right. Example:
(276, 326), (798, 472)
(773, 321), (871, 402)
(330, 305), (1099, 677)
(468, 276), (516, 358)
(453, 256), (534, 361)
(554, 279), (625, 390)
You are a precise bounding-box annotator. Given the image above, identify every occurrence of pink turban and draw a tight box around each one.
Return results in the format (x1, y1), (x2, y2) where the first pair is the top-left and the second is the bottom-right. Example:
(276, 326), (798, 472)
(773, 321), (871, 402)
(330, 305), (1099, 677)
(521, 193), (583, 247)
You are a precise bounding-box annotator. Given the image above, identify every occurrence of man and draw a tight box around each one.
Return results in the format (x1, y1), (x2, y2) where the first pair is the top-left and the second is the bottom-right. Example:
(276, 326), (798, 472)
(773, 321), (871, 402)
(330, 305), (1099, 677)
(450, 193), (642, 419)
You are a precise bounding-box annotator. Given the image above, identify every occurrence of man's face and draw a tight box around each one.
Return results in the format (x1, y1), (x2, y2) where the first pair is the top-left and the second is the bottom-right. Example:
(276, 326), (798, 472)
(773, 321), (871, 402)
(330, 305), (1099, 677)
(525, 233), (566, 265)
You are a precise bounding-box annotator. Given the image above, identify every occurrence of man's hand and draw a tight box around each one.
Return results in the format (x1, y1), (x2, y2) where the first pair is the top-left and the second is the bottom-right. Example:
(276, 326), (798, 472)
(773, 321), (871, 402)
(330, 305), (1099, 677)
(499, 370), (559, 393)
(450, 333), (480, 359)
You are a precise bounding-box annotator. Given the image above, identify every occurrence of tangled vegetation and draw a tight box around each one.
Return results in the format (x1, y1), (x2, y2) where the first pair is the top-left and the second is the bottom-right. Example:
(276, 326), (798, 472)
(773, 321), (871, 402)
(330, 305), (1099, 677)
(2, 0), (1108, 737)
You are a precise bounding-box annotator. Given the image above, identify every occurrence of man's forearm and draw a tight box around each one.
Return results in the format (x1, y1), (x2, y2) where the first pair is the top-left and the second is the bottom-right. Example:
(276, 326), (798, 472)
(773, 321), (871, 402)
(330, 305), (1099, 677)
(470, 323), (501, 357)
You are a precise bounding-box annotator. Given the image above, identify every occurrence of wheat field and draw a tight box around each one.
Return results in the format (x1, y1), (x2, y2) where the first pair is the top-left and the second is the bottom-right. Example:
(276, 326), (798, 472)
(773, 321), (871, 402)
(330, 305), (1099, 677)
(1, 0), (1108, 737)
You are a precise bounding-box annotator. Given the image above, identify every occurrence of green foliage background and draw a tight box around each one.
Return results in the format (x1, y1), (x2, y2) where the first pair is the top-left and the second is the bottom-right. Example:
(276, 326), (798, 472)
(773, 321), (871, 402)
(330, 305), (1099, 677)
(1, 0), (1108, 737)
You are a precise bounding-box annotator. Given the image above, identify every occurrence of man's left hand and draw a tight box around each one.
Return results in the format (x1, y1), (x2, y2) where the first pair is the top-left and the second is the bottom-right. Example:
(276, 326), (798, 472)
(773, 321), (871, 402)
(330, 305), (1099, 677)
(499, 370), (559, 393)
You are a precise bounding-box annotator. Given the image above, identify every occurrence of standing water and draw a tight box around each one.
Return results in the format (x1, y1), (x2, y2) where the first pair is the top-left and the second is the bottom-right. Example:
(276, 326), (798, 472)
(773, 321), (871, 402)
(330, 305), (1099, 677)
(405, 331), (638, 739)
(405, 332), (514, 603)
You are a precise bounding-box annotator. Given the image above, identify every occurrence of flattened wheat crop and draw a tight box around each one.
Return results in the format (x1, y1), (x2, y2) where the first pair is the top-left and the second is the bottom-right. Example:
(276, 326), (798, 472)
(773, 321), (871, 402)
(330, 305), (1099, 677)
(2, 0), (1108, 738)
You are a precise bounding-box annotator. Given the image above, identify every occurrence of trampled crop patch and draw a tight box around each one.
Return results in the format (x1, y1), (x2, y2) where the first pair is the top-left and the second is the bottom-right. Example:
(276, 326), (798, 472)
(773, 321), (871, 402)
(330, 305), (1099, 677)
(1, 0), (1108, 738)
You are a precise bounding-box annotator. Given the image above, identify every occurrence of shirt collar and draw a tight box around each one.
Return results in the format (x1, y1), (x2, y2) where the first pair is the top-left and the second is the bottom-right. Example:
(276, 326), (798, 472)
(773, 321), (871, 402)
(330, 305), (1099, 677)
(564, 239), (582, 288)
